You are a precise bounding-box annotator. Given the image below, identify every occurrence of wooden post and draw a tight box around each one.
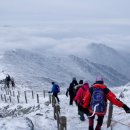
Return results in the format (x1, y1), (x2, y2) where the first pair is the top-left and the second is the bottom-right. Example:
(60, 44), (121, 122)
(1, 94), (3, 101)
(18, 91), (20, 97)
(56, 105), (60, 130)
(37, 94), (39, 104)
(13, 91), (15, 97)
(17, 95), (20, 103)
(59, 116), (67, 130)
(9, 96), (11, 103)
(4, 94), (7, 102)
(52, 95), (56, 107)
(107, 103), (113, 128)
(49, 94), (52, 103)
(24, 91), (27, 104)
(9, 90), (12, 96)
(5, 89), (8, 95)
(43, 90), (46, 98)
(32, 90), (34, 99)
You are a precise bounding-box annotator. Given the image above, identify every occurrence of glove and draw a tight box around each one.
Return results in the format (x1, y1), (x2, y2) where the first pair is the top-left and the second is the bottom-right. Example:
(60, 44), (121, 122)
(78, 105), (89, 115)
(66, 91), (68, 97)
(123, 104), (130, 113)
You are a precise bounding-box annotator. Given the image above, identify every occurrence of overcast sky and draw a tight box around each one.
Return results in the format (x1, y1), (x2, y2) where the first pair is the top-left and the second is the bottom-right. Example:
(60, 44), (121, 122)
(0, 0), (130, 52)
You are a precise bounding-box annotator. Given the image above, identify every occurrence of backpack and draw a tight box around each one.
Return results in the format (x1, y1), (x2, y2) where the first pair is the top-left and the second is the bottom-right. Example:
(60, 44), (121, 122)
(89, 87), (107, 114)
(55, 84), (60, 93)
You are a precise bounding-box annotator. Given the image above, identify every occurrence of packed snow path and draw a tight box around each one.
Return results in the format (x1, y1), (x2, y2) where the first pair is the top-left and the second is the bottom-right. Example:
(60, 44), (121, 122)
(0, 84), (130, 130)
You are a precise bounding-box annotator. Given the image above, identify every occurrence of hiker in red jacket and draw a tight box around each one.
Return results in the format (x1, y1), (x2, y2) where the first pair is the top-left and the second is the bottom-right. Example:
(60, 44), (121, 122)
(82, 78), (130, 130)
(75, 80), (89, 121)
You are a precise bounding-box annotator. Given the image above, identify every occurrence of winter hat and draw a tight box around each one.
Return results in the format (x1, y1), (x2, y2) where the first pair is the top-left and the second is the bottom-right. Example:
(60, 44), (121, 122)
(95, 76), (104, 84)
(79, 80), (83, 84)
(84, 80), (89, 85)
(52, 82), (55, 85)
(73, 77), (76, 80)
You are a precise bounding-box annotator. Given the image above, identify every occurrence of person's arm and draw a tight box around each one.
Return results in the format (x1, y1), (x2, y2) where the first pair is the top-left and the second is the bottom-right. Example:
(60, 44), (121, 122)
(74, 88), (82, 104)
(48, 85), (54, 93)
(105, 88), (124, 107)
(82, 90), (91, 108)
(105, 88), (130, 113)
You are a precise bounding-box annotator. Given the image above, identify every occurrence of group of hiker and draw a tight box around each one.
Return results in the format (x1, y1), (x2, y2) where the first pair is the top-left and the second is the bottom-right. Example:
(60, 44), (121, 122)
(65, 77), (130, 130)
(48, 77), (130, 130)
(4, 74), (15, 89)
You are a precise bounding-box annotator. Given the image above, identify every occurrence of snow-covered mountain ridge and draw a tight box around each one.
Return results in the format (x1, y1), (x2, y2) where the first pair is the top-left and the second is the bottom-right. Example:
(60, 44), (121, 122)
(0, 47), (129, 89)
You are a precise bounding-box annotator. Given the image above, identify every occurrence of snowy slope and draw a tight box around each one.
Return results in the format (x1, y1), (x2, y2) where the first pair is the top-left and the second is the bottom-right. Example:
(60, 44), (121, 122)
(0, 82), (130, 130)
(0, 49), (129, 89)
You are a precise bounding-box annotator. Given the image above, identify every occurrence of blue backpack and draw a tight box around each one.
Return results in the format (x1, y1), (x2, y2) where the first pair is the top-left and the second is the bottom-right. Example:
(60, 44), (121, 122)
(89, 88), (107, 114)
(55, 84), (60, 93)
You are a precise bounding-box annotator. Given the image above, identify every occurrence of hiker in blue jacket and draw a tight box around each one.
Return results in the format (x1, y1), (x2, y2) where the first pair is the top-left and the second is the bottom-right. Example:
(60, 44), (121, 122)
(48, 82), (60, 103)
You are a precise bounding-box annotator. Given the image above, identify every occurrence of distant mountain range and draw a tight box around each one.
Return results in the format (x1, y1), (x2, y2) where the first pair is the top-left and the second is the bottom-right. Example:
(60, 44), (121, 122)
(0, 43), (130, 89)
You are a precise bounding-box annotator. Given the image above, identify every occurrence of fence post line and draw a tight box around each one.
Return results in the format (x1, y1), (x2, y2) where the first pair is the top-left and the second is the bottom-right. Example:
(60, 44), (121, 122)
(37, 94), (39, 104)
(24, 91), (28, 104)
(32, 90), (34, 99)
(107, 102), (113, 128)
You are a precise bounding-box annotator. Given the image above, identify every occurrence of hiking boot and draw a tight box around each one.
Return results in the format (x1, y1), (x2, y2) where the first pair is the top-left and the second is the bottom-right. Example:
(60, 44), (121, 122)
(89, 126), (94, 130)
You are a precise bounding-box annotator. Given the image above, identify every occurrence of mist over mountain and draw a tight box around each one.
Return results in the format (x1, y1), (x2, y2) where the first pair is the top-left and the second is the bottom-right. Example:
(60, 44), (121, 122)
(84, 43), (130, 77)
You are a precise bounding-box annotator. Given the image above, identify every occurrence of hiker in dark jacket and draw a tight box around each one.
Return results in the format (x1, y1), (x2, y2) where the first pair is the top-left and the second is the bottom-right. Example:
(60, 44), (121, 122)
(82, 78), (130, 130)
(48, 82), (60, 103)
(66, 77), (78, 105)
(5, 74), (11, 88)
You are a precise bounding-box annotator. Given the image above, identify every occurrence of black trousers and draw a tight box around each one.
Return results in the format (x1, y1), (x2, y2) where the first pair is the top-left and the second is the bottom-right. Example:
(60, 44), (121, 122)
(53, 93), (60, 102)
(69, 94), (75, 105)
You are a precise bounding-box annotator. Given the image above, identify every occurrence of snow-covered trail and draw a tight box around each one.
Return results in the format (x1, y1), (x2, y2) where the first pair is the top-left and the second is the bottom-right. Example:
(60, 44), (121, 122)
(0, 83), (130, 130)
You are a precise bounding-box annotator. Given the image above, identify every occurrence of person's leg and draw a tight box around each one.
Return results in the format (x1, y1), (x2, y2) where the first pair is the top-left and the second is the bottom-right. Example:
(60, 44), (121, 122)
(89, 115), (95, 130)
(69, 95), (73, 105)
(95, 115), (104, 130)
(53, 93), (60, 102)
(80, 111), (85, 121)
